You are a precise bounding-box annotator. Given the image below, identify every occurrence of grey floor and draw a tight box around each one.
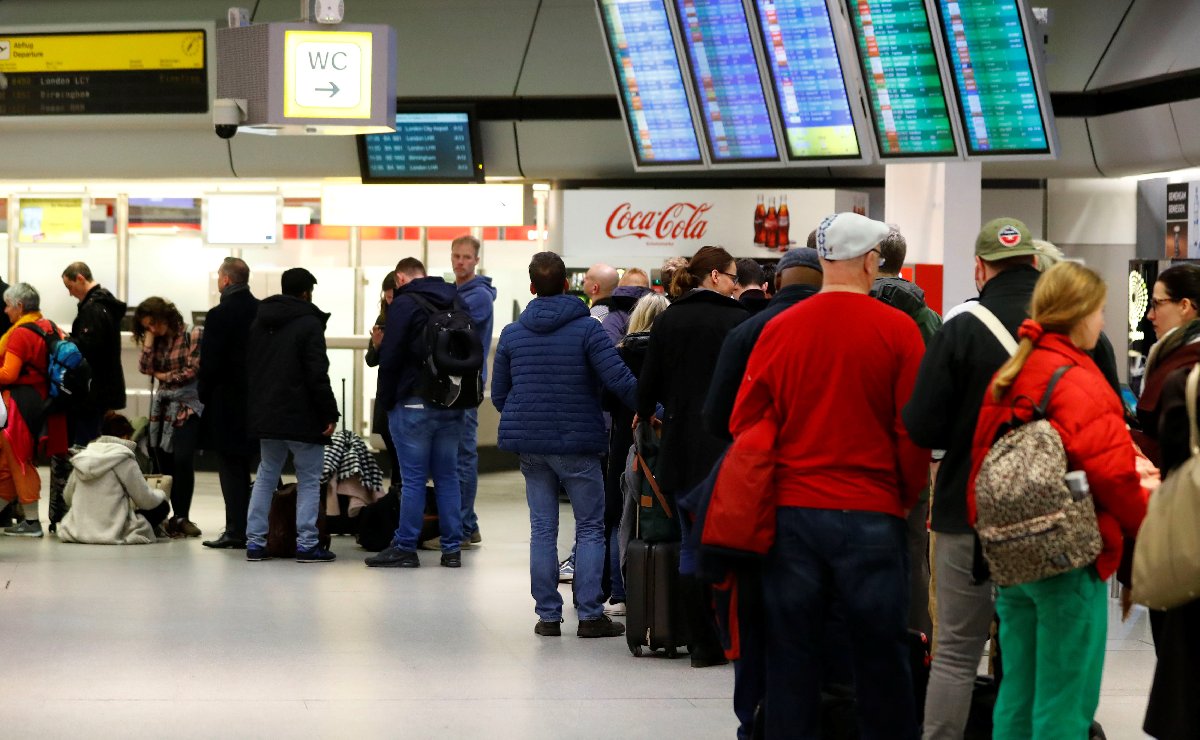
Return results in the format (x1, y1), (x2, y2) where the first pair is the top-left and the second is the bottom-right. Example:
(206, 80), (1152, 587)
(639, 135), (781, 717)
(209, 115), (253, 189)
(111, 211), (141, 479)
(0, 469), (1157, 739)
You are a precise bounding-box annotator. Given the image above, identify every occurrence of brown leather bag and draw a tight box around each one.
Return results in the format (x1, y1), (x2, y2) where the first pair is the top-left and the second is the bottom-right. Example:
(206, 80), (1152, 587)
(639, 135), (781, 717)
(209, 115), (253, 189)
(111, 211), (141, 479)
(266, 483), (332, 557)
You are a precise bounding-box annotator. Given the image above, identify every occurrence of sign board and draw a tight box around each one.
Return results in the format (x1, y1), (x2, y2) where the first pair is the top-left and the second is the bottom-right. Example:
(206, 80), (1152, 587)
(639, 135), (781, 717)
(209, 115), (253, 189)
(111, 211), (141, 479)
(13, 195), (89, 246)
(283, 30), (374, 118)
(562, 188), (868, 268)
(1164, 182), (1200, 259)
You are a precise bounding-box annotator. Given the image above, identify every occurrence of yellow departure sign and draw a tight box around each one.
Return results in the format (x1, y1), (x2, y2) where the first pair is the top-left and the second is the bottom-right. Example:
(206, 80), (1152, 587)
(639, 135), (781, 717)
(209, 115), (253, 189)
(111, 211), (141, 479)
(0, 31), (205, 74)
(282, 30), (374, 119)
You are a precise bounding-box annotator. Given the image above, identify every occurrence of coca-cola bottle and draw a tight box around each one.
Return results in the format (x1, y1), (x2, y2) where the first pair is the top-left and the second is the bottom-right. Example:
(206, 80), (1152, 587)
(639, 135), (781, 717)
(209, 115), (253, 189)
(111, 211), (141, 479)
(764, 197), (779, 250)
(754, 195), (766, 245)
(777, 194), (790, 251)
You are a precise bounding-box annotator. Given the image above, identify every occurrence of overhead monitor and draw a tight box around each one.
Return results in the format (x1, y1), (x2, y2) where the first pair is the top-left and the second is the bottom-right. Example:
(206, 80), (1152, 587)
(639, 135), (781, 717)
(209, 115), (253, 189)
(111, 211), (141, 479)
(358, 107), (485, 183)
(933, 0), (1056, 158)
(845, 0), (960, 159)
(596, 0), (706, 169)
(12, 195), (89, 247)
(202, 193), (282, 247)
(750, 0), (864, 162)
(672, 0), (781, 164)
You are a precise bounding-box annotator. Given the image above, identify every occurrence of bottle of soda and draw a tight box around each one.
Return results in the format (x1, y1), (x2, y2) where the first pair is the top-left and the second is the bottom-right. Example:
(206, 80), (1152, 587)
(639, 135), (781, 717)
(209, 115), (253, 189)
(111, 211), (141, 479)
(777, 194), (790, 251)
(754, 195), (766, 245)
(764, 197), (778, 250)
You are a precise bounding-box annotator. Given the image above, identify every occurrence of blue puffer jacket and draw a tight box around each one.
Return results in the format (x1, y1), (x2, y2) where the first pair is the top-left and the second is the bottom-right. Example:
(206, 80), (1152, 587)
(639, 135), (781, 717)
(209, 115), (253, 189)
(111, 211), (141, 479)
(492, 293), (638, 455)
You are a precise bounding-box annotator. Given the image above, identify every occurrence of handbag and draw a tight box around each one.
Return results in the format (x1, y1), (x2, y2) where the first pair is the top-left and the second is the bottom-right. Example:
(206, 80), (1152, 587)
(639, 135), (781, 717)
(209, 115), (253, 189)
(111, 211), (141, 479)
(1133, 363), (1200, 610)
(701, 410), (778, 557)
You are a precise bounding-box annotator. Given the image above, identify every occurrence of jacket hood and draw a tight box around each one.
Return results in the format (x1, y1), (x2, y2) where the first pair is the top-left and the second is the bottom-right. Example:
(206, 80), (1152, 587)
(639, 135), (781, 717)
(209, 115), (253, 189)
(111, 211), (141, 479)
(609, 285), (653, 312)
(83, 286), (127, 322)
(70, 436), (136, 481)
(619, 330), (651, 353)
(458, 275), (497, 301)
(873, 276), (926, 303)
(255, 295), (331, 330)
(400, 276), (459, 308)
(519, 293), (590, 333)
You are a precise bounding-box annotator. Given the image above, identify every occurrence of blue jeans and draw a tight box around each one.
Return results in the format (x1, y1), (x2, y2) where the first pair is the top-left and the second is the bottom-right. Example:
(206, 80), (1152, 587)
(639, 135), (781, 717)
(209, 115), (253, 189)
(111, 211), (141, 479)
(762, 507), (916, 740)
(458, 407), (480, 536)
(246, 438), (325, 551)
(389, 399), (464, 553)
(520, 452), (605, 621)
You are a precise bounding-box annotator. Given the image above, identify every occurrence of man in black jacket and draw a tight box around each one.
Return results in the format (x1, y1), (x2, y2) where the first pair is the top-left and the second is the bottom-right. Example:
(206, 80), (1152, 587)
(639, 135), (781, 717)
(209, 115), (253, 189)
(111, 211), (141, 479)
(62, 262), (127, 442)
(244, 268), (339, 563)
(199, 258), (260, 550)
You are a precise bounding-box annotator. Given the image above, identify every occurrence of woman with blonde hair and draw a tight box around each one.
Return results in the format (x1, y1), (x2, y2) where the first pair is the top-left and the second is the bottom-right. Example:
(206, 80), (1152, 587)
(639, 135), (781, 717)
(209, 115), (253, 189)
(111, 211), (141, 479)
(968, 262), (1146, 739)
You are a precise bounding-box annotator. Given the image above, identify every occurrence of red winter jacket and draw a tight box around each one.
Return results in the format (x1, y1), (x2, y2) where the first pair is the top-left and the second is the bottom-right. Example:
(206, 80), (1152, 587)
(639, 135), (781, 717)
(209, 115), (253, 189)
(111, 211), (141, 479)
(968, 327), (1146, 580)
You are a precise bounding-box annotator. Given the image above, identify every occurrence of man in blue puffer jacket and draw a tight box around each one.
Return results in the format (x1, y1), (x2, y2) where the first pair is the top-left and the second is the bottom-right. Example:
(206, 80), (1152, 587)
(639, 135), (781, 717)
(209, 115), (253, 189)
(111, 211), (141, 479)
(493, 252), (639, 639)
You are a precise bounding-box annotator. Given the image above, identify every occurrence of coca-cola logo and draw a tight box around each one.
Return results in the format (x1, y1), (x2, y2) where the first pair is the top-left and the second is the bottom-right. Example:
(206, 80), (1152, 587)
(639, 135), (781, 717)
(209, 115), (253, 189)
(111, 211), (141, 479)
(605, 201), (712, 242)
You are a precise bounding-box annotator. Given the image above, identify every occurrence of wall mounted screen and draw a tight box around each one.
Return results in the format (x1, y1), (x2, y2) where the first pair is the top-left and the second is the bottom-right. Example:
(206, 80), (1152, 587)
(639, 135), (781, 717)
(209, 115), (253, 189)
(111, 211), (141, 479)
(14, 196), (89, 246)
(597, 0), (704, 167)
(674, 0), (780, 163)
(358, 108), (485, 183)
(934, 0), (1052, 156)
(846, 0), (958, 158)
(751, 0), (861, 160)
(203, 193), (281, 247)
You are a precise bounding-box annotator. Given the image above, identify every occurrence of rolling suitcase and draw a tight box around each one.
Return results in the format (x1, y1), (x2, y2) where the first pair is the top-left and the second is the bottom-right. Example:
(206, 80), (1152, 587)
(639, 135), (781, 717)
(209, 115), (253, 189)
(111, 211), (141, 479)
(625, 539), (687, 657)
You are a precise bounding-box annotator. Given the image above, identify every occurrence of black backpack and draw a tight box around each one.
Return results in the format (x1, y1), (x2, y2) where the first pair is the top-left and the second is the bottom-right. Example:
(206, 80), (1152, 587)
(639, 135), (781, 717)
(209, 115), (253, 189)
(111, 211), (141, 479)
(408, 294), (484, 410)
(19, 321), (92, 413)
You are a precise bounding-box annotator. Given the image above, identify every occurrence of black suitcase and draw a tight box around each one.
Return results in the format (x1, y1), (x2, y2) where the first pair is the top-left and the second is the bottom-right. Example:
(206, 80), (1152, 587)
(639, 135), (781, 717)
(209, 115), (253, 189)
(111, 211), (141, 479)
(625, 539), (687, 657)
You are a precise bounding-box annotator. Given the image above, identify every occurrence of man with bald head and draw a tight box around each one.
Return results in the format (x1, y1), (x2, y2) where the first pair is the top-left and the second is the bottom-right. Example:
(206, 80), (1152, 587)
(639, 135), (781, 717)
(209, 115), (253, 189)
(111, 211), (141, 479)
(583, 263), (619, 320)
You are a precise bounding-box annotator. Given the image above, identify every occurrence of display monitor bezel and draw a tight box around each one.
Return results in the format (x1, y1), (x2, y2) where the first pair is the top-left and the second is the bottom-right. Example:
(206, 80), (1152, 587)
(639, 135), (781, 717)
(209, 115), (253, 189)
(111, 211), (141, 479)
(356, 104), (486, 184)
(11, 194), (91, 248)
(201, 192), (283, 248)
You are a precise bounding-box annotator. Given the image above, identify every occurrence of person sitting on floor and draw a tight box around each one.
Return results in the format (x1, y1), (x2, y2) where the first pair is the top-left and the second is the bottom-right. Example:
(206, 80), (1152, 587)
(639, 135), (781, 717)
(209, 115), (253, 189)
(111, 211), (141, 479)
(56, 414), (171, 545)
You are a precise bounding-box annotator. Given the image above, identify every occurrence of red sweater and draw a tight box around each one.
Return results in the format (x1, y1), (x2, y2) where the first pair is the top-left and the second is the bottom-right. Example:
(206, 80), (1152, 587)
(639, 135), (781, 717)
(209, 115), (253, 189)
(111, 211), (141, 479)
(730, 292), (929, 518)
(969, 331), (1146, 580)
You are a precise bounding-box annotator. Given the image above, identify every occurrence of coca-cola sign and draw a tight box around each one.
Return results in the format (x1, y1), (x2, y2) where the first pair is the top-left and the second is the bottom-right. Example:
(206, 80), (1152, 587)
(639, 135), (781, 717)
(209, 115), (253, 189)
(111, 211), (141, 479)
(605, 201), (712, 242)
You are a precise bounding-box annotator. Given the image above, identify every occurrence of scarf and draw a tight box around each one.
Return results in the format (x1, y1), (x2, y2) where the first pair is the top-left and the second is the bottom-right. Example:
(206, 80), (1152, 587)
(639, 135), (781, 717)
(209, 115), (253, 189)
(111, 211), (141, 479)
(0, 311), (43, 358)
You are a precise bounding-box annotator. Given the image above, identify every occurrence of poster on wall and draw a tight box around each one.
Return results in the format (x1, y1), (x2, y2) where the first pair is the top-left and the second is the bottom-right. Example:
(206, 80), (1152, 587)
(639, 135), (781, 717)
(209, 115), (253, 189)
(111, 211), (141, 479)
(561, 188), (868, 267)
(1165, 183), (1188, 259)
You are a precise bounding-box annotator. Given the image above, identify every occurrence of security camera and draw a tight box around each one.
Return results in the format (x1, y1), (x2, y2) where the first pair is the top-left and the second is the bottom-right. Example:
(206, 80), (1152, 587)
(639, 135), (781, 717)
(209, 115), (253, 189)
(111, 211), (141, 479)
(213, 98), (248, 139)
(314, 0), (345, 24)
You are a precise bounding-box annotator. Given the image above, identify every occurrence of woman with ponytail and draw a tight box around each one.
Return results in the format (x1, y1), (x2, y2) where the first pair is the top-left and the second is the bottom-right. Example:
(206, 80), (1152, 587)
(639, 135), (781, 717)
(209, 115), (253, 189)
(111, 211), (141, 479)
(967, 262), (1146, 740)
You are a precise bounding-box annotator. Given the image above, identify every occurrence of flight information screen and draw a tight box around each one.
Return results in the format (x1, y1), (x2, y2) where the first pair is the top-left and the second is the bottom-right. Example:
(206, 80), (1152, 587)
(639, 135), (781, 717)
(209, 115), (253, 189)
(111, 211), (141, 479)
(674, 0), (780, 162)
(598, 0), (704, 166)
(358, 111), (484, 183)
(935, 0), (1051, 155)
(751, 0), (861, 159)
(847, 0), (958, 157)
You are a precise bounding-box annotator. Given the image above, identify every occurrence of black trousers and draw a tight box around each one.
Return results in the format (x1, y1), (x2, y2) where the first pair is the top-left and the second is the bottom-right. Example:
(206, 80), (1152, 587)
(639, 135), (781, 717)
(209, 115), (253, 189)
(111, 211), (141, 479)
(153, 415), (200, 520)
(217, 449), (255, 539)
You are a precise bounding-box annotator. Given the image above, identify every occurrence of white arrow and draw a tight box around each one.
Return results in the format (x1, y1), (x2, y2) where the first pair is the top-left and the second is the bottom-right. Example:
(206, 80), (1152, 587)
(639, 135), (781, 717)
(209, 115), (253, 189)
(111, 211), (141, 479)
(315, 81), (340, 97)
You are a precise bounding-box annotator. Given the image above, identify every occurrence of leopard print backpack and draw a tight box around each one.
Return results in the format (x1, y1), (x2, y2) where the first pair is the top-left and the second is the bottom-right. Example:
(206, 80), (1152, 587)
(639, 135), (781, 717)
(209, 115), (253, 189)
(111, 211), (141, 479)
(974, 365), (1103, 586)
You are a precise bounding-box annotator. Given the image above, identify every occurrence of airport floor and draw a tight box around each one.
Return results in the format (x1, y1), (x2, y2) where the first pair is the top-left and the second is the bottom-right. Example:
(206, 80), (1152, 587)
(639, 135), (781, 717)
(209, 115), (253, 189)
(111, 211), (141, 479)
(0, 468), (1159, 739)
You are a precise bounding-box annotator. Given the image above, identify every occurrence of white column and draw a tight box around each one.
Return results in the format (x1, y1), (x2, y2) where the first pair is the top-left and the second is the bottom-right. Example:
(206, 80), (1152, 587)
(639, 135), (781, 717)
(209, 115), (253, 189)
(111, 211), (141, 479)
(884, 162), (982, 311)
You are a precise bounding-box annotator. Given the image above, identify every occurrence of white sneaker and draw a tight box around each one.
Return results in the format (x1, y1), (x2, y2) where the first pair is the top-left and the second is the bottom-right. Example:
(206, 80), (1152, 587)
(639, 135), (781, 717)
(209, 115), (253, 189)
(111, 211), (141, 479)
(603, 600), (626, 617)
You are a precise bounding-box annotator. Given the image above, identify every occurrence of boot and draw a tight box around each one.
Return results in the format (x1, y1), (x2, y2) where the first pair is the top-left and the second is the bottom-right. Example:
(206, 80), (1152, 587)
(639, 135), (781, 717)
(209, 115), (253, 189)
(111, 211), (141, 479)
(679, 573), (729, 668)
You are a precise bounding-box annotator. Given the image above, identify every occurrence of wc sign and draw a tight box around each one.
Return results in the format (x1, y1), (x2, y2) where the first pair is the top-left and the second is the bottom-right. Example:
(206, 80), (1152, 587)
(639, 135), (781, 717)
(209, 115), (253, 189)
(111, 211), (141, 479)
(283, 30), (374, 119)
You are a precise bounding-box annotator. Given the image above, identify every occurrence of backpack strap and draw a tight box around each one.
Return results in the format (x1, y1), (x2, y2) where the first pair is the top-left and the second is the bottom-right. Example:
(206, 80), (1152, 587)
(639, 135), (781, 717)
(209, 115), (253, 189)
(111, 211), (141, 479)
(407, 293), (436, 316)
(1186, 364), (1200, 456)
(1034, 365), (1073, 418)
(965, 303), (1018, 357)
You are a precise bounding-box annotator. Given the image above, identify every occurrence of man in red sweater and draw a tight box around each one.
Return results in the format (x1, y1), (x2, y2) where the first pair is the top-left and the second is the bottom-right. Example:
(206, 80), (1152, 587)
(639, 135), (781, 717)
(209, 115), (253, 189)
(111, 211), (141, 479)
(730, 212), (929, 739)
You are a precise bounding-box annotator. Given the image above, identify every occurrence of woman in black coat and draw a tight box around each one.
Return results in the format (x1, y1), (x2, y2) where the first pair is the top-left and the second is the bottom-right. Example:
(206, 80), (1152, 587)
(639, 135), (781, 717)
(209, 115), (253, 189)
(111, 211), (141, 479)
(365, 273), (400, 491)
(637, 245), (748, 667)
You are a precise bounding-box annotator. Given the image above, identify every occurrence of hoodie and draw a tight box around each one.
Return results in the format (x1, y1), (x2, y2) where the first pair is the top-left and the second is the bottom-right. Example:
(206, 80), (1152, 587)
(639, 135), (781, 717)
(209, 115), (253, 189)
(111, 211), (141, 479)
(247, 295), (340, 444)
(600, 285), (653, 345)
(457, 275), (497, 382)
(72, 285), (128, 410)
(379, 276), (462, 411)
(57, 436), (166, 545)
(492, 293), (639, 455)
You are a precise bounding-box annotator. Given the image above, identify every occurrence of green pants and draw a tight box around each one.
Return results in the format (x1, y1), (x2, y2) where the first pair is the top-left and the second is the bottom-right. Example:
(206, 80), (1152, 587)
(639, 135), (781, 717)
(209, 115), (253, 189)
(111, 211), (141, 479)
(994, 567), (1107, 740)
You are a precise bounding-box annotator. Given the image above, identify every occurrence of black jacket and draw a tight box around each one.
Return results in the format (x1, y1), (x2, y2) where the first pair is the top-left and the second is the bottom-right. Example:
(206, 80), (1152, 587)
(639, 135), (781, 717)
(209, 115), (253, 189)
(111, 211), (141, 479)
(72, 285), (127, 411)
(703, 283), (820, 441)
(378, 276), (461, 413)
(637, 288), (748, 493)
(903, 266), (1040, 534)
(198, 284), (260, 454)
(0, 278), (11, 337)
(247, 295), (339, 445)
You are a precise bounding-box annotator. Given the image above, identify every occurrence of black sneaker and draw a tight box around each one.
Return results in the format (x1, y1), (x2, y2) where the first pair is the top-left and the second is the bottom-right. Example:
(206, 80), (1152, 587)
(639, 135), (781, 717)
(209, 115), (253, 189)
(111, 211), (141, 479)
(246, 546), (271, 562)
(365, 546), (419, 568)
(296, 546), (336, 563)
(440, 551), (461, 568)
(577, 614), (626, 638)
(534, 619), (562, 636)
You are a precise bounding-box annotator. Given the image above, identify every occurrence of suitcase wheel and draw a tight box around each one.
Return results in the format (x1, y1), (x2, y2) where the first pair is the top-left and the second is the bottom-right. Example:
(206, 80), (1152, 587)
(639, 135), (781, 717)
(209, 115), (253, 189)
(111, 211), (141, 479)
(629, 644), (643, 657)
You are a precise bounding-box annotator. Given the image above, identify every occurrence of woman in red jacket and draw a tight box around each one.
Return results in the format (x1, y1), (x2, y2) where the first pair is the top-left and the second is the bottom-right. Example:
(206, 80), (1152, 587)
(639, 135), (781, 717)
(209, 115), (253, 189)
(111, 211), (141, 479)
(969, 262), (1146, 740)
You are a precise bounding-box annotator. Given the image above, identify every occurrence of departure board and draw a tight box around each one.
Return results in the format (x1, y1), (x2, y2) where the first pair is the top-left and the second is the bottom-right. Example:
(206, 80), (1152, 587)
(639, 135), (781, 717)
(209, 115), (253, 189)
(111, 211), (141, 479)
(358, 110), (485, 183)
(935, 0), (1051, 156)
(846, 0), (958, 157)
(0, 30), (208, 116)
(674, 0), (779, 163)
(597, 0), (704, 167)
(751, 0), (861, 160)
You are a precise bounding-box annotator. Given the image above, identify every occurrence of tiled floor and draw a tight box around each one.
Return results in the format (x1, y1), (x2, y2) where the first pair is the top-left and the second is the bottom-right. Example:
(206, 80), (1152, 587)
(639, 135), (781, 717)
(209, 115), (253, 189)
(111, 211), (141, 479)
(0, 469), (1157, 738)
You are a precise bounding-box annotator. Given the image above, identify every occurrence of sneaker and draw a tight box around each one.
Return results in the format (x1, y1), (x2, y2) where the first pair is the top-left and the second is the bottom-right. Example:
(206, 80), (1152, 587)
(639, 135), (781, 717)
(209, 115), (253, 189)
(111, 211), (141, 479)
(558, 558), (575, 583)
(440, 551), (461, 568)
(603, 600), (627, 617)
(418, 537), (441, 551)
(296, 546), (336, 563)
(534, 619), (562, 637)
(465, 529), (482, 545)
(578, 614), (626, 638)
(3, 520), (43, 538)
(365, 546), (420, 568)
(246, 546), (271, 561)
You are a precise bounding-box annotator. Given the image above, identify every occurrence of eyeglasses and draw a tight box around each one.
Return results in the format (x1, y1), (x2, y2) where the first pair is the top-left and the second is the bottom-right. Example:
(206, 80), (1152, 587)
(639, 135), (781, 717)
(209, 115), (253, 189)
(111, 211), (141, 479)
(1150, 297), (1180, 310)
(719, 271), (739, 282)
(867, 248), (885, 268)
